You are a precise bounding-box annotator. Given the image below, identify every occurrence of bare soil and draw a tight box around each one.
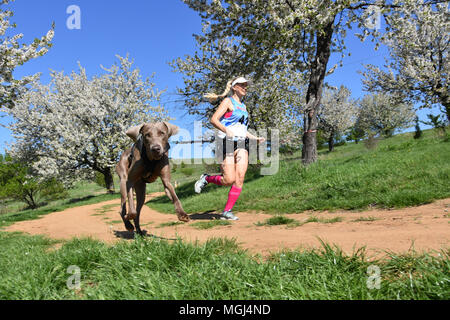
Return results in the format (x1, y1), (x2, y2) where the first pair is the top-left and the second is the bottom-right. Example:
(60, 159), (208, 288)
(4, 193), (449, 258)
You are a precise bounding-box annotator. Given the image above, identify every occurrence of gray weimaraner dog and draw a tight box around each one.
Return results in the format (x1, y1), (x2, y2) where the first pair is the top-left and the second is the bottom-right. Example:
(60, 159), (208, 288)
(116, 122), (189, 235)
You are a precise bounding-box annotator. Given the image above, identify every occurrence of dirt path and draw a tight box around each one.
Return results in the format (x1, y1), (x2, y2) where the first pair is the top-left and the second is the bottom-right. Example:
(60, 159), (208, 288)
(3, 193), (449, 258)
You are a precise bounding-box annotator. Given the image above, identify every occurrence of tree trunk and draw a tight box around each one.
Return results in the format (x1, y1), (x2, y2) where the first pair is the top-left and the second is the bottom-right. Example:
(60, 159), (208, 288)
(328, 130), (335, 152)
(24, 189), (38, 209)
(301, 19), (335, 165)
(436, 80), (450, 123)
(302, 109), (318, 164)
(443, 101), (450, 123)
(103, 167), (115, 194)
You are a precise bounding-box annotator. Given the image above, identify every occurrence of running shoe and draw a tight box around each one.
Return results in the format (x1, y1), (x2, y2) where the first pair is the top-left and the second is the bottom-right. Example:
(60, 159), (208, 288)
(220, 210), (239, 220)
(194, 173), (209, 193)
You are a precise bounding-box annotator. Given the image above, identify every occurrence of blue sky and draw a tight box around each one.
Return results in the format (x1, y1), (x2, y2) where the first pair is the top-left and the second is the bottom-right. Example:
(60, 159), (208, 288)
(0, 0), (440, 154)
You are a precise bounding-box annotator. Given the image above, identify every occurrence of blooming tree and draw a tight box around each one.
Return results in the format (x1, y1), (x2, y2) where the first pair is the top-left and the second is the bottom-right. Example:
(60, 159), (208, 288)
(0, 0), (54, 108)
(171, 36), (306, 149)
(361, 0), (449, 122)
(4, 55), (169, 192)
(317, 85), (358, 151)
(357, 92), (416, 138)
(182, 0), (446, 164)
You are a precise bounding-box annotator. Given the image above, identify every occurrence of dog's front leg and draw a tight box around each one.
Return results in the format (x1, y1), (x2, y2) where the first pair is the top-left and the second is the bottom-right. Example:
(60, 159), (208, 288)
(124, 181), (137, 221)
(120, 181), (135, 231)
(160, 167), (189, 222)
(134, 180), (146, 235)
(116, 159), (134, 232)
(164, 187), (173, 202)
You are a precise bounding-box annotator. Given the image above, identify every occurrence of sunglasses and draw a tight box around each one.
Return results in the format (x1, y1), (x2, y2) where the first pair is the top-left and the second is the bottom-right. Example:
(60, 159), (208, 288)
(235, 83), (248, 89)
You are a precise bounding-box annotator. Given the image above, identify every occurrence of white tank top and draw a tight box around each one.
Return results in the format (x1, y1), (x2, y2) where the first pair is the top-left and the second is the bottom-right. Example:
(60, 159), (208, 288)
(217, 97), (249, 140)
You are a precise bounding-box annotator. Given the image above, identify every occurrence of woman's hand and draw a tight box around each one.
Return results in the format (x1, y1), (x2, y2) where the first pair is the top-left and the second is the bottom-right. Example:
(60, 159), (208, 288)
(256, 137), (266, 144)
(246, 132), (265, 144)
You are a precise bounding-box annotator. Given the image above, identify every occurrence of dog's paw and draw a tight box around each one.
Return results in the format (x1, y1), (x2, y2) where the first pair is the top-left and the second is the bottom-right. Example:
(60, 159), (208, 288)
(177, 212), (190, 222)
(124, 212), (137, 221)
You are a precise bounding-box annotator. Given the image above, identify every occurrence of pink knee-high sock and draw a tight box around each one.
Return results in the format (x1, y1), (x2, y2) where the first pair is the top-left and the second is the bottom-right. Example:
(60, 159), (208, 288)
(224, 185), (242, 212)
(206, 175), (223, 185)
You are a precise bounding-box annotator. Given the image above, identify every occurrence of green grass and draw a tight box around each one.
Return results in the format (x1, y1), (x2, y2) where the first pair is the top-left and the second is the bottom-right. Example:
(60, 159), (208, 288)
(0, 169), (178, 223)
(255, 215), (344, 228)
(94, 204), (119, 214)
(0, 194), (120, 229)
(0, 231), (448, 300)
(190, 220), (232, 229)
(256, 215), (343, 227)
(255, 215), (300, 227)
(156, 221), (185, 228)
(351, 216), (379, 222)
(0, 179), (107, 214)
(301, 216), (344, 224)
(148, 128), (450, 215)
(318, 216), (343, 224)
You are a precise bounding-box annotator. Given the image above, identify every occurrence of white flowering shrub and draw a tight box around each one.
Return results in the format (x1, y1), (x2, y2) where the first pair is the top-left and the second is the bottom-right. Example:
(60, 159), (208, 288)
(317, 85), (359, 151)
(361, 0), (449, 122)
(171, 36), (306, 149)
(181, 0), (445, 164)
(0, 0), (54, 108)
(358, 92), (416, 138)
(3, 55), (169, 191)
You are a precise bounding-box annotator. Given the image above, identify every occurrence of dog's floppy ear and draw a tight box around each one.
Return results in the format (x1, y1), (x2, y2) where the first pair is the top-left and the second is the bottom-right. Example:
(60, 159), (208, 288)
(138, 123), (146, 134)
(163, 122), (179, 137)
(126, 124), (145, 142)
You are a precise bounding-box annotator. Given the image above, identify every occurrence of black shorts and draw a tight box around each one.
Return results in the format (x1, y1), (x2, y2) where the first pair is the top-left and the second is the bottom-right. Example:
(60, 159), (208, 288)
(216, 137), (249, 161)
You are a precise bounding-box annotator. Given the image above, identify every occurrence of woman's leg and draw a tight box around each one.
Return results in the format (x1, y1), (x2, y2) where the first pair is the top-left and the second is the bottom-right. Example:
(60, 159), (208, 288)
(233, 148), (248, 189)
(223, 149), (248, 214)
(204, 139), (236, 186)
(219, 153), (236, 186)
(195, 148), (234, 193)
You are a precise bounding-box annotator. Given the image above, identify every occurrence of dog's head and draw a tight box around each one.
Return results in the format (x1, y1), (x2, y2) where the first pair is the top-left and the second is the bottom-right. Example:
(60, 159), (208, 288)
(139, 122), (179, 160)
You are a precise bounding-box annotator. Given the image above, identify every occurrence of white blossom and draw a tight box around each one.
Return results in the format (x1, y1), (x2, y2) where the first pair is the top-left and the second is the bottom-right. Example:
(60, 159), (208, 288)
(181, 0), (444, 164)
(318, 85), (358, 150)
(2, 55), (169, 189)
(0, 0), (54, 108)
(170, 36), (306, 148)
(361, 0), (449, 121)
(357, 92), (416, 137)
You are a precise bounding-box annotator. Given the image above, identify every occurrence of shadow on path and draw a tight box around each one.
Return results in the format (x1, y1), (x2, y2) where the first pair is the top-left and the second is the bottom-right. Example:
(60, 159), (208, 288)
(113, 230), (179, 241)
(188, 210), (222, 220)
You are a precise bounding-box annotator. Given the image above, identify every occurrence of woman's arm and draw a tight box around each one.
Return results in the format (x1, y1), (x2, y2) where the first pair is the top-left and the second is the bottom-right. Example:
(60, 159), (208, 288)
(210, 98), (233, 137)
(246, 131), (266, 144)
(246, 131), (258, 140)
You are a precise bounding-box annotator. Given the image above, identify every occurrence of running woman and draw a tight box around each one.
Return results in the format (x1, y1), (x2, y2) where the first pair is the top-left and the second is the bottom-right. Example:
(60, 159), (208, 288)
(194, 77), (265, 220)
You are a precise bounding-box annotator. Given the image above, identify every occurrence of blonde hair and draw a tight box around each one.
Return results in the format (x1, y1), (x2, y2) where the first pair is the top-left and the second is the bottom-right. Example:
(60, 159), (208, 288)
(203, 79), (234, 103)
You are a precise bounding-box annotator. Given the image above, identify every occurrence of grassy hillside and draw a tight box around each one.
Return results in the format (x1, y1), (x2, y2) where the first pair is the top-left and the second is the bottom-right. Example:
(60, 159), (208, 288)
(1, 128), (448, 227)
(0, 128), (448, 300)
(0, 181), (119, 228)
(148, 129), (450, 215)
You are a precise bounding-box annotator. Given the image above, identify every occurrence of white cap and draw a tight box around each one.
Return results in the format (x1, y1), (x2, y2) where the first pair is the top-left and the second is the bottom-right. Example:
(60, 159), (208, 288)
(232, 77), (251, 87)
